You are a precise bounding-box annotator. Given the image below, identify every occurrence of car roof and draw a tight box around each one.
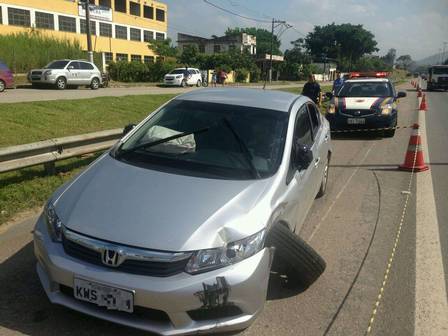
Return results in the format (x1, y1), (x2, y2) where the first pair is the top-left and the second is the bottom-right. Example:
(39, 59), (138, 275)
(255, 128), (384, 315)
(174, 67), (198, 70)
(175, 88), (305, 112)
(345, 78), (390, 83)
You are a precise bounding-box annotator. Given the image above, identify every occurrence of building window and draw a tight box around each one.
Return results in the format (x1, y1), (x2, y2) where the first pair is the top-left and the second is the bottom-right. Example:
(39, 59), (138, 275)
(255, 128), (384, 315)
(58, 15), (76, 33)
(116, 53), (128, 62)
(80, 19), (96, 35)
(129, 2), (140, 16)
(155, 32), (165, 41)
(131, 55), (142, 62)
(144, 56), (155, 64)
(99, 22), (112, 37)
(104, 52), (113, 64)
(99, 0), (111, 8)
(214, 44), (221, 53)
(143, 5), (153, 19)
(199, 45), (205, 53)
(156, 8), (165, 22)
(115, 25), (127, 39)
(143, 30), (153, 42)
(35, 12), (54, 30)
(130, 28), (141, 41)
(114, 0), (126, 13)
(8, 7), (31, 27)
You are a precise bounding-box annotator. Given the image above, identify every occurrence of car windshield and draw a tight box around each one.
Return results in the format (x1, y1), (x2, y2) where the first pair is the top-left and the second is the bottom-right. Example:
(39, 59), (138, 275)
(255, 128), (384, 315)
(170, 69), (187, 75)
(337, 81), (392, 97)
(45, 61), (70, 69)
(115, 100), (289, 180)
(432, 67), (448, 75)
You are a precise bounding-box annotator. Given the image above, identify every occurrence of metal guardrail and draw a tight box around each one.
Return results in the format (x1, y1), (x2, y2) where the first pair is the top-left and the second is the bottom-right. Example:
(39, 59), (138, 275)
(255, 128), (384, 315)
(0, 129), (123, 174)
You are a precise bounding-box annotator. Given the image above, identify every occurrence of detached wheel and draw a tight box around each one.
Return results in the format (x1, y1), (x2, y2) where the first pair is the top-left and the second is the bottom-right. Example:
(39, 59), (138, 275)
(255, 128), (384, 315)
(90, 77), (100, 90)
(56, 77), (66, 90)
(316, 155), (329, 198)
(0, 80), (5, 92)
(266, 224), (326, 289)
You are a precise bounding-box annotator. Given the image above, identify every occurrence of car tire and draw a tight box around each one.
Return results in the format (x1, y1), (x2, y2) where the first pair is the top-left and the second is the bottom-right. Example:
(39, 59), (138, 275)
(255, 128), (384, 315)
(196, 80), (202, 87)
(266, 224), (326, 289)
(0, 80), (5, 92)
(56, 77), (67, 90)
(90, 78), (100, 90)
(181, 80), (187, 88)
(316, 155), (330, 198)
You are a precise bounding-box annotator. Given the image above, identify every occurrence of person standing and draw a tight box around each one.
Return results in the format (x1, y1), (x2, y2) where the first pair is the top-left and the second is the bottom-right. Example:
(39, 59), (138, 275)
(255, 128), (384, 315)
(211, 70), (217, 87)
(219, 69), (228, 86)
(302, 74), (321, 104)
(332, 71), (344, 95)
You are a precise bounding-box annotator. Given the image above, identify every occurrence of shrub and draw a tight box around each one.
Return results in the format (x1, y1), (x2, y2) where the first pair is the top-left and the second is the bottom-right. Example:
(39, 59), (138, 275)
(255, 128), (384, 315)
(107, 60), (178, 82)
(235, 68), (249, 82)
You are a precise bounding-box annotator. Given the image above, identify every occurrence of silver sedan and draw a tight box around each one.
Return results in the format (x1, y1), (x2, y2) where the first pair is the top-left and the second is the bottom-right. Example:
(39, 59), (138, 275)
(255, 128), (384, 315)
(34, 88), (331, 335)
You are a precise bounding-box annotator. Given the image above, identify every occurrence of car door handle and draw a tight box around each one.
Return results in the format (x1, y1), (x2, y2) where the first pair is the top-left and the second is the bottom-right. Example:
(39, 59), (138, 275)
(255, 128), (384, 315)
(314, 157), (320, 167)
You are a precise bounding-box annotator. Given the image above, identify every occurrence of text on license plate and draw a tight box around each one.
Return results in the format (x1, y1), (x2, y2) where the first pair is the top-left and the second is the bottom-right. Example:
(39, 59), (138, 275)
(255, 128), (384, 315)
(74, 278), (134, 313)
(347, 118), (366, 125)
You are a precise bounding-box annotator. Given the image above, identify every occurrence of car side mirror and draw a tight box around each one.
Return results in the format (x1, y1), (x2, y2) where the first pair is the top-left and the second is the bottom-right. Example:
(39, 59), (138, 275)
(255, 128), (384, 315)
(325, 92), (333, 99)
(294, 143), (313, 170)
(123, 123), (136, 136)
(67, 65), (74, 70)
(397, 92), (406, 98)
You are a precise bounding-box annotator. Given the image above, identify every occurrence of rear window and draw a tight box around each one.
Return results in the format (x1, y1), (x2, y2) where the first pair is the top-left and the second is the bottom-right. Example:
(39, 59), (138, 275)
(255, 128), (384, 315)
(432, 67), (448, 75)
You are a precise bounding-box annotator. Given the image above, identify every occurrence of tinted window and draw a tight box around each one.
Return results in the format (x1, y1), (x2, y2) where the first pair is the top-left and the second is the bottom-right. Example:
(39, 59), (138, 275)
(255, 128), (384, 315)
(155, 32), (165, 41)
(68, 61), (81, 70)
(131, 55), (141, 62)
(116, 53), (128, 61)
(35, 12), (54, 30)
(156, 8), (165, 21)
(307, 104), (320, 137)
(114, 0), (126, 13)
(58, 15), (76, 32)
(99, 22), (112, 37)
(79, 62), (94, 70)
(129, 2), (140, 16)
(143, 5), (153, 19)
(8, 8), (30, 27)
(117, 101), (289, 179)
(338, 82), (393, 97)
(433, 67), (448, 75)
(144, 56), (154, 64)
(115, 25), (127, 39)
(104, 52), (113, 64)
(130, 28), (141, 41)
(80, 19), (96, 35)
(295, 106), (313, 146)
(99, 0), (111, 8)
(45, 60), (70, 69)
(143, 30), (153, 42)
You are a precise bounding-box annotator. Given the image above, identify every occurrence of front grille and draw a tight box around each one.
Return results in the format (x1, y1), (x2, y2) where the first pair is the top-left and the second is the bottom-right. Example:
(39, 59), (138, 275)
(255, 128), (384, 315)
(62, 235), (189, 277)
(341, 109), (377, 117)
(32, 71), (42, 75)
(59, 284), (171, 322)
(187, 305), (243, 321)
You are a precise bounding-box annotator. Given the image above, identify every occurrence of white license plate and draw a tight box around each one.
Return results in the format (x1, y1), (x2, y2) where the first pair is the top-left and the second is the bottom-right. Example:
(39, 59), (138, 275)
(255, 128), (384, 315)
(347, 118), (366, 125)
(74, 278), (134, 313)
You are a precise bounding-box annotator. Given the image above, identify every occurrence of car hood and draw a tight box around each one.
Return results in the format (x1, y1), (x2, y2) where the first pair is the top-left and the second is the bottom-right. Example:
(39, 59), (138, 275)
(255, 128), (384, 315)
(335, 96), (394, 110)
(54, 154), (274, 251)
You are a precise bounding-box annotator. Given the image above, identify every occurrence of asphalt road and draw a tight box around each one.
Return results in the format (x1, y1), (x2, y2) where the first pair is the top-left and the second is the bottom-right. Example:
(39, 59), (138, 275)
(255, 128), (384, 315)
(0, 83), (311, 104)
(1, 84), (446, 336)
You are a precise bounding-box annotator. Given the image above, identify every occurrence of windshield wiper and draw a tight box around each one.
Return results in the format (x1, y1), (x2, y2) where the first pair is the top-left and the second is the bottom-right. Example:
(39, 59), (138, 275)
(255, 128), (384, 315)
(116, 127), (209, 158)
(221, 118), (261, 179)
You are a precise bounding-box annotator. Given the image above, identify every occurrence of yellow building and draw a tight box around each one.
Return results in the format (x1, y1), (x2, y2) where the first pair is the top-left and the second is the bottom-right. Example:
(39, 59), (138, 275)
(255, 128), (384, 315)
(0, 0), (167, 69)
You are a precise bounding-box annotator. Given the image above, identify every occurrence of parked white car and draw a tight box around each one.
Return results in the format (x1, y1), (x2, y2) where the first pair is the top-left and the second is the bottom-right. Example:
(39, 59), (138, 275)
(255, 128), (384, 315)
(164, 68), (203, 87)
(28, 59), (102, 90)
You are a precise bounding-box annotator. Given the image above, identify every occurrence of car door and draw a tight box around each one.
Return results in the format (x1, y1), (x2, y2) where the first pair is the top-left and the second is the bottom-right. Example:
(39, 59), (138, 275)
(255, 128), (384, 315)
(282, 104), (319, 233)
(307, 103), (329, 196)
(66, 61), (81, 85)
(78, 61), (95, 85)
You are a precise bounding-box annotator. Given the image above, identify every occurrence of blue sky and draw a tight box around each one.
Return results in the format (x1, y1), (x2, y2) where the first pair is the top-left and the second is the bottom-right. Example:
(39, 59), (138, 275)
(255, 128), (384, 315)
(162, 0), (448, 61)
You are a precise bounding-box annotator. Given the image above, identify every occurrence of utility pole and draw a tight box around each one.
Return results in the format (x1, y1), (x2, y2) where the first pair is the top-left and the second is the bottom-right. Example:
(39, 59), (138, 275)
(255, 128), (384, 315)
(263, 18), (286, 89)
(443, 42), (448, 64)
(82, 0), (94, 63)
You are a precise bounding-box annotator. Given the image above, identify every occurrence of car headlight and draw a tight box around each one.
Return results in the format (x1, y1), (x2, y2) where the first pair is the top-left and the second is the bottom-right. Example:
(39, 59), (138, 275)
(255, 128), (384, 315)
(176, 75), (183, 79)
(44, 202), (63, 242)
(381, 104), (393, 115)
(185, 229), (266, 274)
(327, 104), (336, 114)
(44, 70), (52, 76)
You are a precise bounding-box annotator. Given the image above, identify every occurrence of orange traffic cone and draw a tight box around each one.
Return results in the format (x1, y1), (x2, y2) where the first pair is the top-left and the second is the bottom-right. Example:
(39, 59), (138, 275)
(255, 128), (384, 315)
(399, 124), (429, 172)
(419, 94), (428, 111)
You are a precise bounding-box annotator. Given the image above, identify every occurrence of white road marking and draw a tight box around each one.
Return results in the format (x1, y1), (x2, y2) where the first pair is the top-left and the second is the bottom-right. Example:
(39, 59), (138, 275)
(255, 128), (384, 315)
(308, 143), (375, 242)
(415, 110), (448, 335)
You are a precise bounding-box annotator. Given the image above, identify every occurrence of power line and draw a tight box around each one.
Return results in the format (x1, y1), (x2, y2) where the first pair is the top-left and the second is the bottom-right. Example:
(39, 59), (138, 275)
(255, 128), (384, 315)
(202, 0), (271, 23)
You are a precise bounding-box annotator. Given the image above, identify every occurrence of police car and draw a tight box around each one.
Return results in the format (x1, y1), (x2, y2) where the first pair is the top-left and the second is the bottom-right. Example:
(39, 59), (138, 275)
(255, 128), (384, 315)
(326, 72), (407, 137)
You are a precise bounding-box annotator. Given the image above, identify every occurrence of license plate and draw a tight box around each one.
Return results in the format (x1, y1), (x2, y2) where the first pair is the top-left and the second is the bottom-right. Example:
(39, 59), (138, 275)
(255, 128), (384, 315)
(347, 118), (366, 125)
(74, 278), (134, 313)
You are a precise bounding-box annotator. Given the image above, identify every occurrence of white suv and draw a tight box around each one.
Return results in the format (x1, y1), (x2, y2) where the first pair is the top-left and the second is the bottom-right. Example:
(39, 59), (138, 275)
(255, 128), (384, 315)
(28, 59), (102, 90)
(164, 68), (202, 87)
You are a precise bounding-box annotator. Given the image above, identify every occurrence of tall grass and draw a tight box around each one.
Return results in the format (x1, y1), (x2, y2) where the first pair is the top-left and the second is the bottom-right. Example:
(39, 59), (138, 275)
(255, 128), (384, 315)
(0, 30), (101, 73)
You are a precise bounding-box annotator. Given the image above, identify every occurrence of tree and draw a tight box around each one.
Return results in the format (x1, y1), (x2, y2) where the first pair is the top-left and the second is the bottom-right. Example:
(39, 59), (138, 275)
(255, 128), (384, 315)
(382, 48), (396, 67)
(396, 55), (413, 70)
(225, 27), (282, 56)
(178, 44), (199, 67)
(353, 55), (391, 71)
(304, 23), (379, 70)
(148, 37), (177, 58)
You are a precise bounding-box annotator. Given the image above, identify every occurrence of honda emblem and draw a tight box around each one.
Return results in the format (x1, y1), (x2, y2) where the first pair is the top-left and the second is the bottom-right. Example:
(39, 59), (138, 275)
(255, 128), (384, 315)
(101, 248), (121, 267)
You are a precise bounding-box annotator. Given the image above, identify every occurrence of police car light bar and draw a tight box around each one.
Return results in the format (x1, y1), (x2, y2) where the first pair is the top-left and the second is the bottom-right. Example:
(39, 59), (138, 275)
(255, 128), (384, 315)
(349, 71), (389, 78)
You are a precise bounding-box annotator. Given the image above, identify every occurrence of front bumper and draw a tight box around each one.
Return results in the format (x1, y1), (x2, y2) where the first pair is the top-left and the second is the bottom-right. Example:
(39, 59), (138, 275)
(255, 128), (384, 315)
(33, 215), (272, 335)
(29, 74), (58, 84)
(164, 78), (183, 86)
(326, 112), (397, 130)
